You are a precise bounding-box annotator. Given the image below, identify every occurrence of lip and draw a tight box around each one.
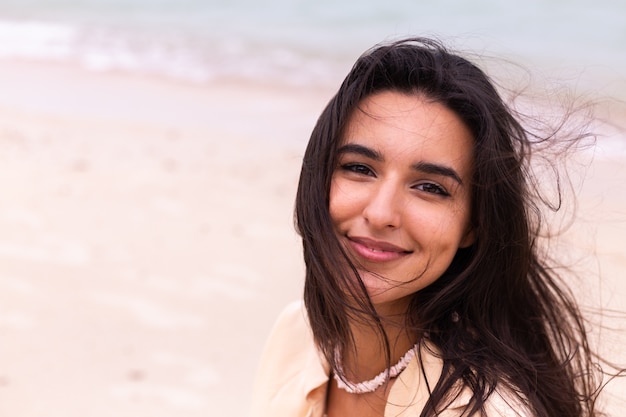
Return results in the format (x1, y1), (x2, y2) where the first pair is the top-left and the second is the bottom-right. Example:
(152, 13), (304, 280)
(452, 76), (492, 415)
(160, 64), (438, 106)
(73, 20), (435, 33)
(347, 236), (412, 263)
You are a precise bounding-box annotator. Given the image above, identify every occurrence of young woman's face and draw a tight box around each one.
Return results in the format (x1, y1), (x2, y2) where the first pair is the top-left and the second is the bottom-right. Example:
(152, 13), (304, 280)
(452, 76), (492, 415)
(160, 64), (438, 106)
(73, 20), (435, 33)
(329, 91), (474, 314)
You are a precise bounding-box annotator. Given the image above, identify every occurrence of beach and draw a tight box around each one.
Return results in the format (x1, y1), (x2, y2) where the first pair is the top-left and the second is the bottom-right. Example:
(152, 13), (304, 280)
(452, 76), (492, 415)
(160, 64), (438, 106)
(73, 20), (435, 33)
(0, 58), (625, 416)
(0, 60), (329, 416)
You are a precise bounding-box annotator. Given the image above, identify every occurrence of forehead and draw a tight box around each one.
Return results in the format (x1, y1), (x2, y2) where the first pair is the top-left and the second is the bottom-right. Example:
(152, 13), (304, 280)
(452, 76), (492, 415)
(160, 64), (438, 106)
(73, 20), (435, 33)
(341, 91), (474, 173)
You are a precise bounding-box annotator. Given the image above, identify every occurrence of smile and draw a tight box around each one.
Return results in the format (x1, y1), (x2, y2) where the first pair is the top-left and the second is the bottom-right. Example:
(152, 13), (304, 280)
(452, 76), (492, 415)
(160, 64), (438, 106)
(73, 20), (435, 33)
(347, 236), (412, 262)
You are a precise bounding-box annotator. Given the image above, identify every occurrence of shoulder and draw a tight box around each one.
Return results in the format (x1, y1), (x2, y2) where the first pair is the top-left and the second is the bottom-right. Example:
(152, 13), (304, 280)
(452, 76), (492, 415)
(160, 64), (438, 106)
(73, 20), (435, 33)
(272, 300), (310, 338)
(390, 343), (533, 417)
(252, 300), (315, 387)
(260, 301), (324, 370)
(250, 301), (329, 417)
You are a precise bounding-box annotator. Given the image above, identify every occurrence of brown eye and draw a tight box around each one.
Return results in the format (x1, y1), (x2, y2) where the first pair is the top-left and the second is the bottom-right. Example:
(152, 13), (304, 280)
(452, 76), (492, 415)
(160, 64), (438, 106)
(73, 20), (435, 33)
(341, 163), (375, 176)
(414, 182), (449, 196)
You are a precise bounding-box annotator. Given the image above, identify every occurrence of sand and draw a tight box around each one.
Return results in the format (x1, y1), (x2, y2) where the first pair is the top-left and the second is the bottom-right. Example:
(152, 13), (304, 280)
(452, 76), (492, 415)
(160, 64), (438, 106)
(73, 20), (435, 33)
(0, 60), (624, 416)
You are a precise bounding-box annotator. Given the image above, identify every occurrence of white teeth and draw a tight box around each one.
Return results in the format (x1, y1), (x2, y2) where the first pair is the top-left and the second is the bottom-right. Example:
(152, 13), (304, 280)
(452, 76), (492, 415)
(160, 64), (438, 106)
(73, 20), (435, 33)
(369, 248), (384, 253)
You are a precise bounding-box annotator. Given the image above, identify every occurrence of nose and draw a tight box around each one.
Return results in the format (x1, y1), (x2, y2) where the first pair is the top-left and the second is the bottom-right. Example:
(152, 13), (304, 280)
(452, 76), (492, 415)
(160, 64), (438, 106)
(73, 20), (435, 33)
(362, 181), (402, 229)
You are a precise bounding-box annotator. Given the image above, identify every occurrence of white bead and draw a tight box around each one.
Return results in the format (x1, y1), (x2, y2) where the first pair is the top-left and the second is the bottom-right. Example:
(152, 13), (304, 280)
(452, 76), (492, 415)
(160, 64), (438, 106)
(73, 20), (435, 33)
(333, 343), (418, 394)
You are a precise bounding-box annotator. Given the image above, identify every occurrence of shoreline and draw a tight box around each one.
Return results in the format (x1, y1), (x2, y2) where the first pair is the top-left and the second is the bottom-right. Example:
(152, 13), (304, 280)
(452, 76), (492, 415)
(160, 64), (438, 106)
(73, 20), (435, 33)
(0, 59), (336, 149)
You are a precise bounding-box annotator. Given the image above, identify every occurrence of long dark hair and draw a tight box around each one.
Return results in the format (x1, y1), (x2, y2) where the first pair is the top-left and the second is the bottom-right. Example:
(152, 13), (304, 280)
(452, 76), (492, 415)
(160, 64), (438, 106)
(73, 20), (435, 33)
(295, 38), (604, 416)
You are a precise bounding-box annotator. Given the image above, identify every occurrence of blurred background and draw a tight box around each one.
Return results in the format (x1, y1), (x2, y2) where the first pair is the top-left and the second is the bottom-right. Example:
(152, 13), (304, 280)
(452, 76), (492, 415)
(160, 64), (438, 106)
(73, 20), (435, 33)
(0, 0), (624, 416)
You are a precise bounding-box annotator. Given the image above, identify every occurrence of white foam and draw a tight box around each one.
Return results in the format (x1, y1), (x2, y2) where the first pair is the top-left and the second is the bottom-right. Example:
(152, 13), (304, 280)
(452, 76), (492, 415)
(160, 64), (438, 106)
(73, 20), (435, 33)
(0, 0), (625, 96)
(0, 19), (76, 60)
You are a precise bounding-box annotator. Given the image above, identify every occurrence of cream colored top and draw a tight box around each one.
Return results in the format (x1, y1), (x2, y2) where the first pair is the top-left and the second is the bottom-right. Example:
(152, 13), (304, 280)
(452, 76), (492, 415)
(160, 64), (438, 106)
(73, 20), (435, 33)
(250, 301), (531, 417)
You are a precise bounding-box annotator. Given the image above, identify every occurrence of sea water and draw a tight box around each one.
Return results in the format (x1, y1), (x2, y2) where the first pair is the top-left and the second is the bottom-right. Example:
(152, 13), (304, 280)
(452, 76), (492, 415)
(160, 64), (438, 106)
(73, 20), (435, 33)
(0, 0), (623, 93)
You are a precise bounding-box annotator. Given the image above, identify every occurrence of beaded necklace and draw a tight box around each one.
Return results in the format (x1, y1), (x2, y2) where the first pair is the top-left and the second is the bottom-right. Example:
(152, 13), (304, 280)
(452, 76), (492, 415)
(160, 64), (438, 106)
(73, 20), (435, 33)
(333, 343), (418, 394)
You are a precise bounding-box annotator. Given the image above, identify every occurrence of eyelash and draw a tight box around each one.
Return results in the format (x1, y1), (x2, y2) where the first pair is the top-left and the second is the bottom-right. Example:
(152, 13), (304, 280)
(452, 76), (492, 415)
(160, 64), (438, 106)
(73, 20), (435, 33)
(413, 183), (449, 196)
(339, 163), (450, 197)
(341, 163), (374, 176)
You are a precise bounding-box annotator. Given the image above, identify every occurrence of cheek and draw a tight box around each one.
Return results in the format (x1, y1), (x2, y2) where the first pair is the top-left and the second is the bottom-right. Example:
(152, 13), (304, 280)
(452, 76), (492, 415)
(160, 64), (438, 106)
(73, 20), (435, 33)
(406, 206), (470, 249)
(328, 178), (359, 228)
(328, 180), (345, 226)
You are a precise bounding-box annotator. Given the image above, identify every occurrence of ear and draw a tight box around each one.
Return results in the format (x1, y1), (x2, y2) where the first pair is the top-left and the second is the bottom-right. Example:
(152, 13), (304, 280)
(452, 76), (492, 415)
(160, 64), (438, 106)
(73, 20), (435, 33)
(459, 225), (475, 248)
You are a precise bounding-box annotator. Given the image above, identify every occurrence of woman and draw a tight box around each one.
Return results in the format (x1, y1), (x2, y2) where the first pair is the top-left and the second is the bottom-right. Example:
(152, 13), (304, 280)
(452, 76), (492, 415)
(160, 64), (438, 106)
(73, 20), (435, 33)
(251, 38), (604, 416)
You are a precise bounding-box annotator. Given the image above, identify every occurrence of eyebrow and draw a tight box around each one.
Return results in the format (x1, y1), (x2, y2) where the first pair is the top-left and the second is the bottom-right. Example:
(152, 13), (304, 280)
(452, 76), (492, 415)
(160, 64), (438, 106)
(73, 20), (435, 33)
(411, 162), (463, 185)
(337, 143), (382, 161)
(337, 143), (464, 185)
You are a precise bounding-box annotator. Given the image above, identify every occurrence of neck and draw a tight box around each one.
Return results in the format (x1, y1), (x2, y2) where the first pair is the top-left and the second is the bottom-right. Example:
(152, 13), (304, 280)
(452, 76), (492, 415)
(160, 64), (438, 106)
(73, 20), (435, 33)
(340, 311), (417, 384)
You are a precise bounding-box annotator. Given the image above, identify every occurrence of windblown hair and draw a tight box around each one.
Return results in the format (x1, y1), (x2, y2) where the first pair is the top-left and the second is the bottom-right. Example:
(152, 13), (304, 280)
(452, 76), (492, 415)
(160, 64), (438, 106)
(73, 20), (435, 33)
(294, 38), (605, 416)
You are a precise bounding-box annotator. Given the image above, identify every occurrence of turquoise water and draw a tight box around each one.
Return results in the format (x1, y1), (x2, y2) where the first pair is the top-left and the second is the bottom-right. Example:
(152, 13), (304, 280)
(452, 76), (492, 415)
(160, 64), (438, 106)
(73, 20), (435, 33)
(0, 0), (624, 90)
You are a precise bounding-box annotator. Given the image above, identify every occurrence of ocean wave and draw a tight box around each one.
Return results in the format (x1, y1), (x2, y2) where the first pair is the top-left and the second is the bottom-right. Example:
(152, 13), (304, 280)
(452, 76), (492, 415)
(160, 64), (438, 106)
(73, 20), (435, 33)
(0, 17), (346, 86)
(0, 0), (623, 92)
(0, 19), (77, 60)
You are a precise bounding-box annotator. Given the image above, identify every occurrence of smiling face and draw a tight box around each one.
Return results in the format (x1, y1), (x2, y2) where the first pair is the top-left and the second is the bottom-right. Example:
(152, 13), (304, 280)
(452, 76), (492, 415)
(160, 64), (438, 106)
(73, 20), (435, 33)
(329, 90), (475, 314)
